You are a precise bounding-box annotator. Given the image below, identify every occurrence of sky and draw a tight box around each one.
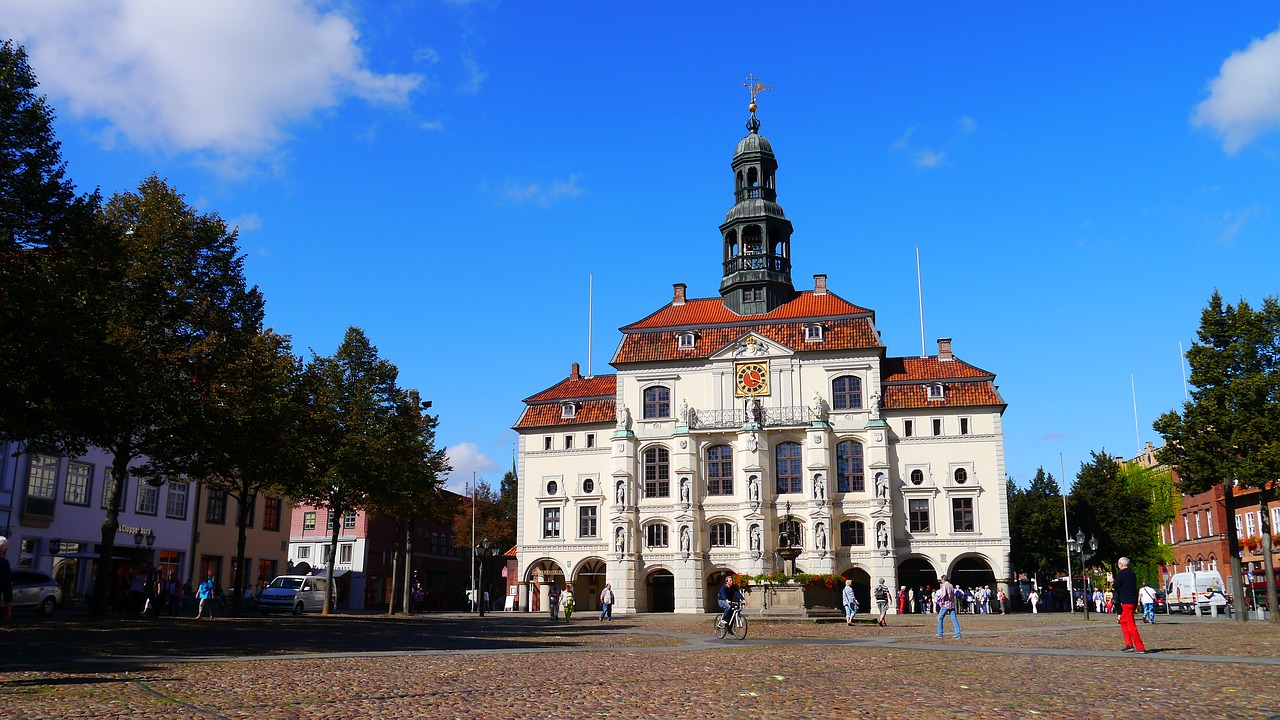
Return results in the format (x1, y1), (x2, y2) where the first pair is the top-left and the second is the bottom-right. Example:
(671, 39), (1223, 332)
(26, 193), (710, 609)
(5, 2), (1280, 494)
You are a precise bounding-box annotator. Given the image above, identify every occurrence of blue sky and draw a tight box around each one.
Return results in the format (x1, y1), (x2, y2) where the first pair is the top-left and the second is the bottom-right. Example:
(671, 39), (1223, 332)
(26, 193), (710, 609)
(6, 2), (1280, 492)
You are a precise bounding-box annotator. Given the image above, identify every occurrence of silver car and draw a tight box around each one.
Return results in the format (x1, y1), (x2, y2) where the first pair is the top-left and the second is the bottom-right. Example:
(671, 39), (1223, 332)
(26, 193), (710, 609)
(11, 569), (62, 616)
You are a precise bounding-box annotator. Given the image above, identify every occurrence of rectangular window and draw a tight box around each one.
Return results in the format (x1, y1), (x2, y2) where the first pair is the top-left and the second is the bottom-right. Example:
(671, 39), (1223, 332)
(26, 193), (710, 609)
(264, 497), (282, 531)
(165, 481), (189, 519)
(1188, 515), (1194, 540)
(952, 497), (975, 532)
(102, 473), (127, 511)
(903, 420), (914, 438)
(343, 511), (357, 530)
(710, 523), (733, 547)
(1194, 514), (1202, 539)
(544, 436), (553, 451)
(909, 499), (930, 533)
(206, 490), (227, 524)
(257, 559), (278, 585)
(932, 418), (943, 436)
(564, 434), (574, 449)
(959, 417), (970, 435)
(158, 550), (181, 584)
(339, 544), (353, 564)
(1235, 514), (1242, 535)
(586, 433), (596, 449)
(1271, 507), (1280, 534)
(840, 522), (865, 546)
(135, 481), (159, 515)
(238, 496), (255, 528)
(1245, 512), (1256, 536)
(646, 524), (668, 548)
(24, 453), (58, 516)
(303, 511), (317, 530)
(579, 506), (598, 538)
(543, 507), (561, 539)
(65, 461), (92, 506)
(297, 545), (311, 559)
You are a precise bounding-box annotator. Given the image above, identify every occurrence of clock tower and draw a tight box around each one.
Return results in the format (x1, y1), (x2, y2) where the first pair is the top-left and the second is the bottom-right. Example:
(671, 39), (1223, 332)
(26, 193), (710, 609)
(719, 84), (795, 315)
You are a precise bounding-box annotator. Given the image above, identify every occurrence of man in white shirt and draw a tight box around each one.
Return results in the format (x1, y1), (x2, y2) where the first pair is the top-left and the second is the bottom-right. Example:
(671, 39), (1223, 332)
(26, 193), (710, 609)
(1138, 583), (1158, 624)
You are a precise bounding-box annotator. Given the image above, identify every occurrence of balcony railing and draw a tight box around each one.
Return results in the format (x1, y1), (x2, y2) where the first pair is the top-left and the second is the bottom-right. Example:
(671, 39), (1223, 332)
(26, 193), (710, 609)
(722, 255), (791, 275)
(689, 405), (813, 430)
(735, 186), (777, 203)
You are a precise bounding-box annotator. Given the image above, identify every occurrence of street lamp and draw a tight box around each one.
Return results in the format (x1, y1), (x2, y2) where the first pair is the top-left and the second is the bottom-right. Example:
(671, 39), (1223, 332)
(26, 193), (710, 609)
(474, 537), (497, 617)
(1068, 530), (1098, 620)
(133, 528), (144, 547)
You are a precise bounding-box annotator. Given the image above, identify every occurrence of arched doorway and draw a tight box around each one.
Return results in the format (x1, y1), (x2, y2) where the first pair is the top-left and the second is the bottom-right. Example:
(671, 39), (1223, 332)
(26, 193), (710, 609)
(645, 569), (675, 612)
(524, 559), (565, 614)
(949, 555), (996, 591)
(840, 566), (872, 611)
(573, 559), (607, 612)
(705, 566), (739, 612)
(896, 557), (939, 613)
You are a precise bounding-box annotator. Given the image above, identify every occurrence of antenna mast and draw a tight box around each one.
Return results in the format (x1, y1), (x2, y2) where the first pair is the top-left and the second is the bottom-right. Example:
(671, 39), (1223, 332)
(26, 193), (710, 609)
(916, 247), (926, 357)
(588, 274), (593, 377)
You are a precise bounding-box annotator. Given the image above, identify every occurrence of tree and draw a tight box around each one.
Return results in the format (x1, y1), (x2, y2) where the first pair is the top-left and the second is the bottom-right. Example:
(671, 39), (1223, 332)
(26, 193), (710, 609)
(1007, 468), (1068, 582)
(1154, 291), (1280, 622)
(293, 327), (423, 614)
(1117, 461), (1177, 584)
(1068, 451), (1156, 580)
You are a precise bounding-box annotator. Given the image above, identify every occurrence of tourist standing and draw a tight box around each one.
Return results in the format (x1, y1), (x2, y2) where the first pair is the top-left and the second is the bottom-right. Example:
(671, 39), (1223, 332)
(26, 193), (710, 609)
(936, 575), (961, 639)
(561, 585), (575, 622)
(599, 583), (615, 621)
(548, 584), (561, 620)
(842, 579), (858, 625)
(195, 575), (215, 620)
(1028, 588), (1039, 614)
(1114, 557), (1147, 653)
(874, 579), (890, 627)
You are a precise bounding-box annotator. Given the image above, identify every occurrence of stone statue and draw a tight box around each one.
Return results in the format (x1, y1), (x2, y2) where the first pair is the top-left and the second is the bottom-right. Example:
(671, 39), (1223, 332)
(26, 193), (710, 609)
(615, 527), (625, 553)
(813, 474), (826, 502)
(747, 433), (759, 453)
(876, 522), (889, 549)
(869, 392), (881, 420)
(679, 525), (691, 553)
(616, 403), (631, 430)
(679, 477), (690, 504)
(811, 390), (829, 421)
(815, 523), (827, 551)
(750, 399), (763, 424)
(875, 472), (888, 499)
(748, 475), (760, 503)
(679, 399), (690, 426)
(749, 524), (761, 552)
(615, 480), (626, 506)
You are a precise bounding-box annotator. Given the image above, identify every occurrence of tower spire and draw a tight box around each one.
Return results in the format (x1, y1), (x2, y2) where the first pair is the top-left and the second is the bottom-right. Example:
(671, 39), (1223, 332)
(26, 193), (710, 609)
(743, 73), (773, 134)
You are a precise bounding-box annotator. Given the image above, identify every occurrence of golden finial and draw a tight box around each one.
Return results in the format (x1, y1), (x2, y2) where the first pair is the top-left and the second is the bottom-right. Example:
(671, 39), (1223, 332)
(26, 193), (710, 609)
(744, 73), (774, 114)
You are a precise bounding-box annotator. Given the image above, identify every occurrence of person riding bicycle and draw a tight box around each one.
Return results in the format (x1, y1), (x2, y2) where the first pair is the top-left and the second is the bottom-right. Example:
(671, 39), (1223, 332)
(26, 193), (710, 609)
(717, 575), (746, 625)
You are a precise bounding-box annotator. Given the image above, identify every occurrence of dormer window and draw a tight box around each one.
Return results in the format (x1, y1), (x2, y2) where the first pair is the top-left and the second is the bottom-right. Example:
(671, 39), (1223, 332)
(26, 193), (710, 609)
(561, 402), (577, 419)
(804, 323), (824, 342)
(927, 383), (945, 400)
(678, 332), (696, 350)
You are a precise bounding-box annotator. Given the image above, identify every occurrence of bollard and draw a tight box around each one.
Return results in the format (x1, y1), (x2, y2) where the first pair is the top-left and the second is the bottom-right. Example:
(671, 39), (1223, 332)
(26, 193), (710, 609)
(1210, 601), (1217, 618)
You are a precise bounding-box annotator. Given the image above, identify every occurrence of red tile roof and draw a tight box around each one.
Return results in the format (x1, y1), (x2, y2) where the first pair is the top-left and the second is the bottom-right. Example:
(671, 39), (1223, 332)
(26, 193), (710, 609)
(523, 374), (617, 403)
(613, 317), (879, 363)
(882, 381), (1005, 410)
(621, 291), (872, 330)
(881, 356), (994, 382)
(514, 399), (616, 429)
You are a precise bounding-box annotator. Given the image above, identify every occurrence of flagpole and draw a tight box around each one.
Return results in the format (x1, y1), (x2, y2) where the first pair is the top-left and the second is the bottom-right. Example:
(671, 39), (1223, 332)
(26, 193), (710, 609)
(471, 472), (477, 612)
(1060, 453), (1074, 613)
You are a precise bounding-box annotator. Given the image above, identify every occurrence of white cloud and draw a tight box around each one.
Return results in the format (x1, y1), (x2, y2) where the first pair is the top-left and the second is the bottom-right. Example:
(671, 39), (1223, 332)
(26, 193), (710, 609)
(3, 0), (422, 162)
(1193, 26), (1280, 154)
(495, 174), (584, 207)
(420, 120), (445, 132)
(958, 116), (978, 135)
(1216, 205), (1263, 244)
(889, 126), (918, 151)
(913, 149), (946, 168)
(458, 53), (487, 95)
(227, 213), (262, 233)
(444, 442), (499, 493)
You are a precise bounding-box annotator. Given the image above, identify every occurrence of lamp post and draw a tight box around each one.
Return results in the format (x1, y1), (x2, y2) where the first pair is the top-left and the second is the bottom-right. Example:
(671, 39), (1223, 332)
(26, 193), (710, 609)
(475, 537), (496, 617)
(1068, 530), (1098, 620)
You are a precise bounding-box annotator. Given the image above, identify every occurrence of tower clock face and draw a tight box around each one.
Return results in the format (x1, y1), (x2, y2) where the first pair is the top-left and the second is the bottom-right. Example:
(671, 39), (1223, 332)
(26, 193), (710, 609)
(735, 361), (770, 397)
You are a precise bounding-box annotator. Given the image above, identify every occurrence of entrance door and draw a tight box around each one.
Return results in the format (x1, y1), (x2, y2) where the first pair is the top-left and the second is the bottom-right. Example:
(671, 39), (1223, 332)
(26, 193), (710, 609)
(648, 570), (675, 612)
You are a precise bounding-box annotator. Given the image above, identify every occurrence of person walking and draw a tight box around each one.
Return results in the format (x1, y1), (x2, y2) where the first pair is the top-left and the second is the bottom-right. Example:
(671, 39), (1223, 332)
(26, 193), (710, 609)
(842, 579), (859, 625)
(548, 584), (561, 620)
(599, 583), (615, 621)
(936, 575), (961, 639)
(561, 585), (575, 622)
(195, 574), (215, 620)
(874, 578), (890, 627)
(1139, 582), (1157, 624)
(997, 587), (1007, 615)
(1114, 557), (1147, 653)
(1028, 588), (1039, 614)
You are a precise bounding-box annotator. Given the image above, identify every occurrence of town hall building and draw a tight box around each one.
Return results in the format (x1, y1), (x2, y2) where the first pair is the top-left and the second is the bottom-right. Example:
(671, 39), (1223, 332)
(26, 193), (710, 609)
(514, 99), (1011, 615)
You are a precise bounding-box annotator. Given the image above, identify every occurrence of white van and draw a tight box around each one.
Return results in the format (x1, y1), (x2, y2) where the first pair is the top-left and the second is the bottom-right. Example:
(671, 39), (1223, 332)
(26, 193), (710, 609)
(258, 575), (332, 615)
(1167, 570), (1229, 614)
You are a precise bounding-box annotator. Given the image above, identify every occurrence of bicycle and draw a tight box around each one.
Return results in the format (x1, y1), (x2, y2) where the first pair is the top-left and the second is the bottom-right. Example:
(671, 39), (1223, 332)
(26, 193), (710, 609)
(714, 600), (748, 640)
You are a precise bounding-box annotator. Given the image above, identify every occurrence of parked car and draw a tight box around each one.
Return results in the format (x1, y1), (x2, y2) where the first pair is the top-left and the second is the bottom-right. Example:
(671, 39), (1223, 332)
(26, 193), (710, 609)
(258, 575), (332, 615)
(11, 569), (62, 616)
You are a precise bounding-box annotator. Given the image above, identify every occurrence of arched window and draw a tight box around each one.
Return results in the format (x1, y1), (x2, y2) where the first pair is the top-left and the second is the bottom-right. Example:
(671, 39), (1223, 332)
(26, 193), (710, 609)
(775, 442), (802, 494)
(736, 171), (744, 191)
(643, 446), (670, 498)
(706, 445), (734, 496)
(646, 523), (669, 548)
(643, 386), (670, 419)
(836, 440), (864, 493)
(710, 522), (734, 547)
(840, 520), (865, 546)
(832, 376), (862, 410)
(747, 167), (758, 187)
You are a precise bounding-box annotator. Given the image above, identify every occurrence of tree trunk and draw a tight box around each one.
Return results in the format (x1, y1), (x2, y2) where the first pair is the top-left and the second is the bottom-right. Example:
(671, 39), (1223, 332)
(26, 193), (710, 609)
(323, 508), (341, 615)
(92, 448), (131, 615)
(402, 517), (415, 614)
(388, 516), (403, 615)
(1223, 482), (1247, 622)
(1259, 487), (1279, 623)
(231, 484), (253, 617)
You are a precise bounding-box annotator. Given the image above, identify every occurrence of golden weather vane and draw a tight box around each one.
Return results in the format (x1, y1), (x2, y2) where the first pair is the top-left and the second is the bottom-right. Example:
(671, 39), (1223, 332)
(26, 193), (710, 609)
(744, 73), (774, 112)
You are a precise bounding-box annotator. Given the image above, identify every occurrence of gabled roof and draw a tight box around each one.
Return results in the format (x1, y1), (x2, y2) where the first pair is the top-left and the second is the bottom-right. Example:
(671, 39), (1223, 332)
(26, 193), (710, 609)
(516, 373), (617, 430)
(613, 316), (878, 364)
(881, 356), (994, 382)
(882, 382), (1005, 410)
(522, 374), (616, 403)
(621, 290), (872, 331)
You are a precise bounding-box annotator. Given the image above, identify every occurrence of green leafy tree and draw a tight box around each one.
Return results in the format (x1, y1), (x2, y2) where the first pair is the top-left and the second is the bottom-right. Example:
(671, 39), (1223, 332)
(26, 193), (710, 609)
(1118, 461), (1177, 584)
(1154, 291), (1280, 622)
(1008, 468), (1068, 582)
(1068, 451), (1156, 581)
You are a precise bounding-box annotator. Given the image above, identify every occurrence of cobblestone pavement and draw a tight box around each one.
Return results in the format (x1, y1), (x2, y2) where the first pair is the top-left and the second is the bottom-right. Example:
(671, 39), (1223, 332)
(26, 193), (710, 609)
(2, 611), (1278, 718)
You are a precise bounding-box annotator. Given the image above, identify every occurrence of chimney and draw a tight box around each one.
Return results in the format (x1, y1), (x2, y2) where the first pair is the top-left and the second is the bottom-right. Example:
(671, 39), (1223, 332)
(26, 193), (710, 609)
(937, 337), (953, 361)
(813, 274), (827, 295)
(672, 283), (687, 305)
(570, 362), (581, 381)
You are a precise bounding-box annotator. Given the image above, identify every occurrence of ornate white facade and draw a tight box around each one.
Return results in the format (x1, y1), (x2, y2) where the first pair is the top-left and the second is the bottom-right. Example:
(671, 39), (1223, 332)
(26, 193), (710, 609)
(515, 107), (1010, 614)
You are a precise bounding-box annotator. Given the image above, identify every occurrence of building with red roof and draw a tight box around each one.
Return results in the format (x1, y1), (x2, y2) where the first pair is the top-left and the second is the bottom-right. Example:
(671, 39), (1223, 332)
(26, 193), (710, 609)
(514, 100), (1010, 615)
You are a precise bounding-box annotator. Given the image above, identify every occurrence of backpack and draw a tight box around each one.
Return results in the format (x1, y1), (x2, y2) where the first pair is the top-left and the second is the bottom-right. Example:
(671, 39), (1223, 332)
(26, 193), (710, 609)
(874, 584), (889, 601)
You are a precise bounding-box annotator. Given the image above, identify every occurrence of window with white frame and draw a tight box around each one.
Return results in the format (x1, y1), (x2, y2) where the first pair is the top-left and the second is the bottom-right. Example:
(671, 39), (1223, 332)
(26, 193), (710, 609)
(832, 375), (862, 410)
(1272, 507), (1280, 534)
(646, 523), (669, 548)
(643, 386), (671, 419)
(959, 417), (970, 435)
(564, 434), (574, 449)
(678, 332), (696, 349)
(303, 511), (316, 530)
(136, 481), (159, 515)
(102, 474), (127, 511)
(343, 511), (357, 530)
(903, 420), (914, 438)
(1188, 515), (1194, 539)
(579, 505), (598, 537)
(909, 499), (930, 533)
(643, 446), (670, 498)
(561, 402), (576, 419)
(932, 418), (943, 436)
(544, 436), (553, 450)
(297, 545), (311, 559)
(709, 522), (734, 547)
(706, 444), (733, 495)
(166, 481), (189, 519)
(927, 383), (945, 400)
(1245, 512), (1256, 536)
(65, 461), (92, 506)
(804, 323), (824, 342)
(339, 544), (353, 564)
(25, 454), (58, 516)
(952, 497), (975, 532)
(543, 507), (561, 539)
(586, 433), (596, 448)
(1195, 514), (1202, 538)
